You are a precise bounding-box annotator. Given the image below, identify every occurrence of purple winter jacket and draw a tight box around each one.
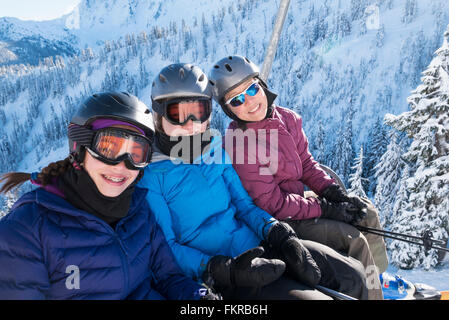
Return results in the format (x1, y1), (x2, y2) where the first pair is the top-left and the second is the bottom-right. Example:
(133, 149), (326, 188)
(224, 106), (335, 221)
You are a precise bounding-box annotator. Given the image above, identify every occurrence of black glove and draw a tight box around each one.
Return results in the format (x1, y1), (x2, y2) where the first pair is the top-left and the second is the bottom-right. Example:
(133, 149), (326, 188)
(204, 246), (285, 289)
(322, 184), (368, 210)
(266, 222), (321, 288)
(319, 197), (366, 224)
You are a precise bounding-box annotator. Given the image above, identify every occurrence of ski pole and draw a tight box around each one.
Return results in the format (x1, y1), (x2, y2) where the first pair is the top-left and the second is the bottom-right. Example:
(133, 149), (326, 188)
(356, 225), (449, 253)
(315, 285), (358, 300)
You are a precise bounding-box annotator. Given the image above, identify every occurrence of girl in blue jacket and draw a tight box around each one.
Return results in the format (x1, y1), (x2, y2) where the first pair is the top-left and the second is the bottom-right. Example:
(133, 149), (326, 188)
(139, 64), (369, 300)
(0, 92), (214, 300)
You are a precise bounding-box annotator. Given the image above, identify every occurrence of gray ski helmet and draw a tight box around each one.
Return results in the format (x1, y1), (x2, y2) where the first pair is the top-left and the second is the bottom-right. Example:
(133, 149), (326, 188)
(151, 63), (212, 112)
(209, 55), (261, 105)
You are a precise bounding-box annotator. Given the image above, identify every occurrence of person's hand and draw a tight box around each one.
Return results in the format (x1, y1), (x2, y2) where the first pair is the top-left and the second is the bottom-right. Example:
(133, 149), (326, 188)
(319, 197), (366, 225)
(204, 246), (285, 289)
(266, 222), (321, 287)
(321, 184), (368, 223)
(322, 184), (368, 209)
(197, 287), (223, 300)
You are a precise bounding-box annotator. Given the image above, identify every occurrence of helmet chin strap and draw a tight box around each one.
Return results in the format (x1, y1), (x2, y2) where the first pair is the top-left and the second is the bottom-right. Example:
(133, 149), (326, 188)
(69, 151), (84, 170)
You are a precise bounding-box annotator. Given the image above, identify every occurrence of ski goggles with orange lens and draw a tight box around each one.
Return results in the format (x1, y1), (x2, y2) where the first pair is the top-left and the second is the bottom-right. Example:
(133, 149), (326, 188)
(225, 80), (261, 107)
(87, 128), (152, 170)
(68, 125), (152, 170)
(159, 98), (212, 125)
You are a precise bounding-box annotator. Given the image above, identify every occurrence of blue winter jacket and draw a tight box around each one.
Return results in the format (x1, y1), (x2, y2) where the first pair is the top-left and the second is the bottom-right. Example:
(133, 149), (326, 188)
(0, 186), (204, 299)
(139, 135), (277, 281)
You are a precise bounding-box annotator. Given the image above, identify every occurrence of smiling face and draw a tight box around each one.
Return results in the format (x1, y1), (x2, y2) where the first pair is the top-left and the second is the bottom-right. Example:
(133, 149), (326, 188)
(224, 77), (268, 122)
(83, 124), (141, 197)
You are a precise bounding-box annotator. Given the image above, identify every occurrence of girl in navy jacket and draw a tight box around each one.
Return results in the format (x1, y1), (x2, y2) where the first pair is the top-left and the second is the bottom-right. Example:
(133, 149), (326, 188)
(0, 92), (211, 300)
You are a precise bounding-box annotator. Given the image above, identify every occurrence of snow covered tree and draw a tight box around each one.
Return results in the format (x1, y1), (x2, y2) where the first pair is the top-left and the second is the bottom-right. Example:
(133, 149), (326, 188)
(364, 117), (388, 195)
(375, 23), (385, 48)
(350, 0), (368, 21)
(384, 25), (449, 269)
(331, 106), (355, 186)
(402, 0), (418, 24)
(374, 129), (408, 227)
(0, 191), (19, 219)
(348, 146), (368, 197)
(390, 163), (411, 228)
(314, 119), (326, 164)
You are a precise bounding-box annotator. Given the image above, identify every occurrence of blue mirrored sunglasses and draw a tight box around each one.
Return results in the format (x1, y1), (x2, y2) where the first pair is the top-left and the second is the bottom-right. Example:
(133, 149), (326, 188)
(225, 81), (261, 107)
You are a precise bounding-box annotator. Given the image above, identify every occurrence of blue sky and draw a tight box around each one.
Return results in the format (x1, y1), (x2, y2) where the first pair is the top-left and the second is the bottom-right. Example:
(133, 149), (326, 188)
(0, 0), (81, 21)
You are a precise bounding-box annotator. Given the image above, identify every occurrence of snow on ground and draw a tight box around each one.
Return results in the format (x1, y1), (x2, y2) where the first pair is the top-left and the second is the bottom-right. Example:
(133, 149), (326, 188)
(386, 263), (449, 291)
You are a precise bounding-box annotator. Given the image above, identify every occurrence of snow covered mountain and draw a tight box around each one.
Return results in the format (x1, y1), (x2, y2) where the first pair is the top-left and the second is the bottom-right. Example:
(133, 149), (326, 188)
(0, 16), (79, 66)
(0, 0), (448, 269)
(73, 0), (235, 48)
(0, 0), (238, 66)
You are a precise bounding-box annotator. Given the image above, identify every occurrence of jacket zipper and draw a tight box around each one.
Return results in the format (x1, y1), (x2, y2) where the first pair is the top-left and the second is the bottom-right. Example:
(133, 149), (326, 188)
(96, 220), (130, 298)
(115, 234), (129, 298)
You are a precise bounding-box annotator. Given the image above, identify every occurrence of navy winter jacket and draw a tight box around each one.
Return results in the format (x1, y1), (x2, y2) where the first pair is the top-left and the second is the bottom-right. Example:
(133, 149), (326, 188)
(0, 186), (204, 299)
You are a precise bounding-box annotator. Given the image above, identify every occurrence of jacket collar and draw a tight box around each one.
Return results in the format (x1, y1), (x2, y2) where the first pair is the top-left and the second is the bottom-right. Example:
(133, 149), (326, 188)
(229, 105), (282, 131)
(150, 133), (224, 165)
(13, 186), (148, 225)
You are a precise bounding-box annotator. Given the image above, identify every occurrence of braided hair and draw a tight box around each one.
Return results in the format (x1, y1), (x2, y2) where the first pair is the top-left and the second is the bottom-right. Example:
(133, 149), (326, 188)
(0, 157), (72, 194)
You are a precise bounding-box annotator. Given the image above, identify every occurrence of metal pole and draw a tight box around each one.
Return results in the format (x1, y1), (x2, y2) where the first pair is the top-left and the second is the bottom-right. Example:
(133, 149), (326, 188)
(315, 285), (358, 300)
(356, 225), (449, 253)
(260, 0), (291, 82)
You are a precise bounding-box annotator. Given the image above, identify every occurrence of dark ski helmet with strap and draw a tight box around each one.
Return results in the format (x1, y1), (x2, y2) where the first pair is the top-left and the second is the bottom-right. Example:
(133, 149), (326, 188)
(68, 91), (154, 164)
(71, 92), (154, 135)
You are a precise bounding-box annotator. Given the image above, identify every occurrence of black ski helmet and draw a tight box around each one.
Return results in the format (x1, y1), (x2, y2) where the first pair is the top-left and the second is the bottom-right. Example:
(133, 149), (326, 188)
(68, 91), (154, 162)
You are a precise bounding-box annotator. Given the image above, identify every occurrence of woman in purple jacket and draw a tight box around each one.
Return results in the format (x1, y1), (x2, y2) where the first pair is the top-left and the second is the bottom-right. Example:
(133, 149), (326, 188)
(209, 55), (388, 300)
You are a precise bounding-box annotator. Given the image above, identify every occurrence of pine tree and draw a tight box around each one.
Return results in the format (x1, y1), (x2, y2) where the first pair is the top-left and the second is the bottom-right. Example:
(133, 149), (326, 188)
(364, 117), (388, 195)
(314, 120), (326, 164)
(385, 25), (449, 269)
(375, 23), (385, 48)
(348, 146), (368, 197)
(402, 0), (418, 24)
(332, 105), (355, 186)
(0, 191), (18, 219)
(390, 163), (411, 227)
(374, 129), (408, 227)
